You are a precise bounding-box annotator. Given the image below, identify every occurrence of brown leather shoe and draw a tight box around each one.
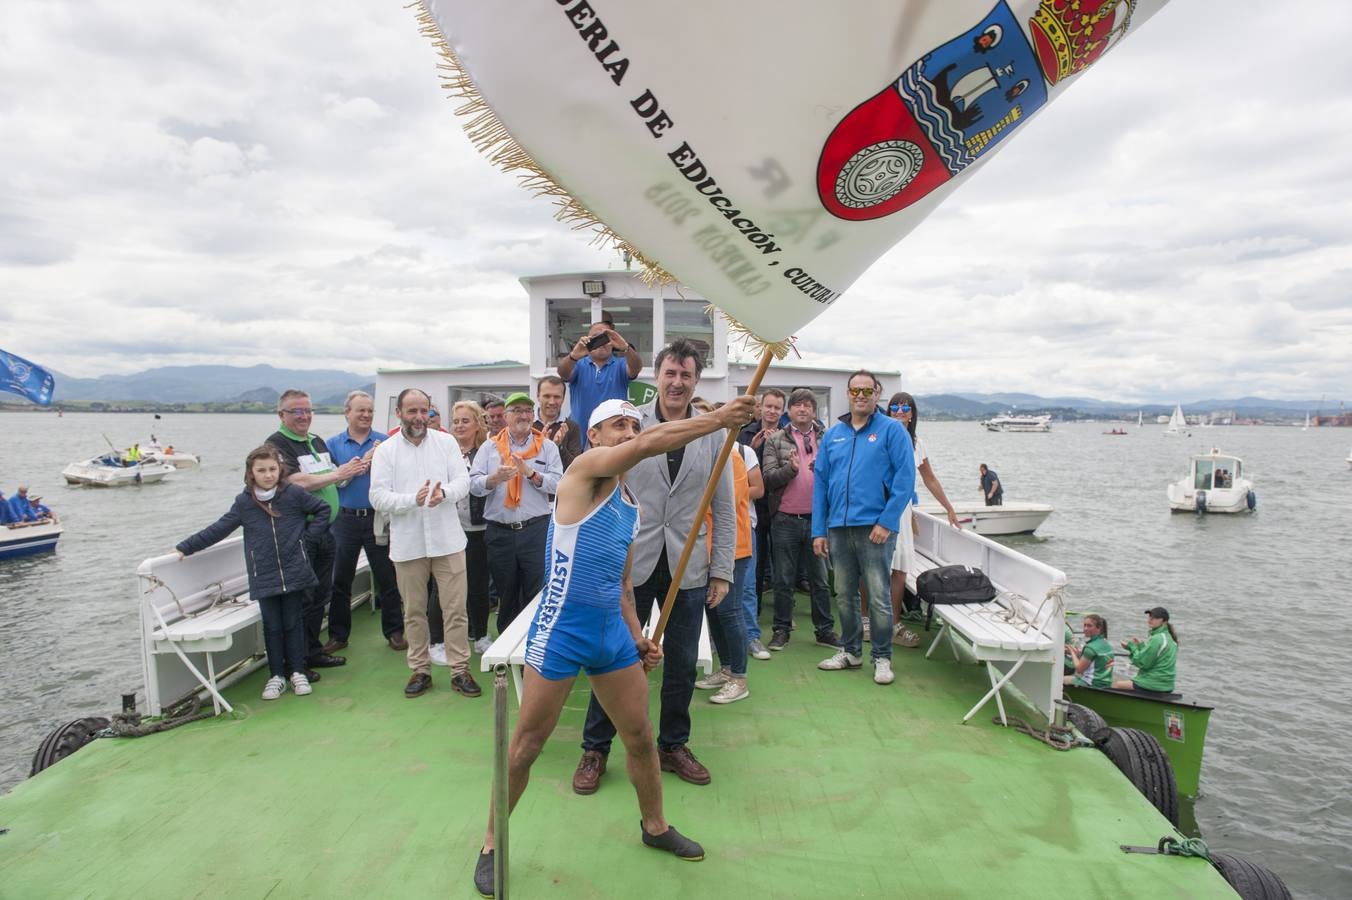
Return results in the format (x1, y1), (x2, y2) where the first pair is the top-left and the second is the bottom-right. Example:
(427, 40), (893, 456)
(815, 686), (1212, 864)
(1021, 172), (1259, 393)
(321, 639), (348, 654)
(387, 632), (408, 651)
(659, 745), (711, 785)
(572, 750), (607, 795)
(404, 672), (432, 698)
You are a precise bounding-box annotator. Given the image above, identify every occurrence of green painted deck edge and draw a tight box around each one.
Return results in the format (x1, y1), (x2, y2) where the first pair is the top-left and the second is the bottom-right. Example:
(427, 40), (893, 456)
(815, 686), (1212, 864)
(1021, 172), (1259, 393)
(0, 607), (1234, 899)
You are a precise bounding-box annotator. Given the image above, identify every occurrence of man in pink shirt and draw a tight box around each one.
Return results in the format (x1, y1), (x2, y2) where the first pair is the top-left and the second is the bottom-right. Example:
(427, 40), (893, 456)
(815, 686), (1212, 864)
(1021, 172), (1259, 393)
(759, 388), (839, 652)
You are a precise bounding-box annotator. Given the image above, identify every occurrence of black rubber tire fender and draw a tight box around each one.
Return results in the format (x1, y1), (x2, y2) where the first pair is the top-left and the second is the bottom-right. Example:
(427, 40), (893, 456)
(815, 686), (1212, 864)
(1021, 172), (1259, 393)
(1096, 726), (1180, 826)
(1066, 702), (1107, 740)
(1209, 851), (1293, 900)
(29, 716), (110, 777)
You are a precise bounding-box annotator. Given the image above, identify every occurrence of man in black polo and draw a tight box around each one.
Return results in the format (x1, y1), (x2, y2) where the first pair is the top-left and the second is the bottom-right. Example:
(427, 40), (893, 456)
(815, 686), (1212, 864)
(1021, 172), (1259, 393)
(267, 388), (365, 670)
(533, 375), (583, 470)
(326, 390), (406, 652)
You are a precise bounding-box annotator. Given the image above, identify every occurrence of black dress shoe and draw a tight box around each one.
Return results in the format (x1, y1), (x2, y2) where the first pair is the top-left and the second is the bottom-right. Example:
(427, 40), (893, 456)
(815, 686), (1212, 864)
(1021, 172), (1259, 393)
(308, 653), (347, 668)
(451, 672), (482, 697)
(303, 668), (321, 683)
(405, 672), (433, 698)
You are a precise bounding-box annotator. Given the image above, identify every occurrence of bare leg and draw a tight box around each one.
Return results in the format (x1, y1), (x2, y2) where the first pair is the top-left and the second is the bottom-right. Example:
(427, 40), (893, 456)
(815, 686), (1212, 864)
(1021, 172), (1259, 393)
(589, 662), (667, 837)
(482, 666), (575, 851)
(890, 569), (907, 623)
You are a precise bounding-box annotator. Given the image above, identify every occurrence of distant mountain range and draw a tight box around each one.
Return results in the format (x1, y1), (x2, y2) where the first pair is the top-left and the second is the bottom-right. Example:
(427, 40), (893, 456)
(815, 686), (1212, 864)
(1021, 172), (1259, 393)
(47, 365), (373, 407)
(11, 365), (1344, 421)
(917, 392), (1344, 421)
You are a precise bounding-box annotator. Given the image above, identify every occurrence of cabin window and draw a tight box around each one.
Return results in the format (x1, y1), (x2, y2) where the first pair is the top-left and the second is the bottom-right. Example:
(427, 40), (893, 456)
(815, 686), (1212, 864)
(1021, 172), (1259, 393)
(662, 298), (714, 368)
(1193, 460), (1214, 490)
(604, 303), (654, 364)
(545, 298), (593, 368)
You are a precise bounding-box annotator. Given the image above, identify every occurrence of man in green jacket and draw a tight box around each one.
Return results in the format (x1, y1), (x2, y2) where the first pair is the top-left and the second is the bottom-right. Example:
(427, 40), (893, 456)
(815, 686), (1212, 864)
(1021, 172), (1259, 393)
(1114, 606), (1177, 693)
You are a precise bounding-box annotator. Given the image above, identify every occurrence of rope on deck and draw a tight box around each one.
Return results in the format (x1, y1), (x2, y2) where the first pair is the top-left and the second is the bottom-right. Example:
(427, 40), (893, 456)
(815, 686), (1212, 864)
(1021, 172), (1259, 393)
(97, 696), (215, 739)
(998, 714), (1087, 751)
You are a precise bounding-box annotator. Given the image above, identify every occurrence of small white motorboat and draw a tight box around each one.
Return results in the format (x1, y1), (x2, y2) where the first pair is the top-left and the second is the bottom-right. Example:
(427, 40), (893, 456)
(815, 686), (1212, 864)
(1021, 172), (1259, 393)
(0, 519), (63, 559)
(980, 413), (1052, 433)
(62, 454), (175, 487)
(1167, 448), (1255, 514)
(1162, 404), (1190, 437)
(145, 449), (200, 469)
(917, 501), (1054, 535)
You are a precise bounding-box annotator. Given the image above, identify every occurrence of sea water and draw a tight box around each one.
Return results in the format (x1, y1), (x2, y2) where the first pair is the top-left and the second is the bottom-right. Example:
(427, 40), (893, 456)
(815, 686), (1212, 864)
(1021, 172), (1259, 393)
(1, 412), (1348, 897)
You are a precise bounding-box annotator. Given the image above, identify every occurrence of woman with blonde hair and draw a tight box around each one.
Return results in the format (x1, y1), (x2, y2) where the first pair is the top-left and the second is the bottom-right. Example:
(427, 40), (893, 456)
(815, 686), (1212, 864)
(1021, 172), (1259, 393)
(451, 400), (493, 652)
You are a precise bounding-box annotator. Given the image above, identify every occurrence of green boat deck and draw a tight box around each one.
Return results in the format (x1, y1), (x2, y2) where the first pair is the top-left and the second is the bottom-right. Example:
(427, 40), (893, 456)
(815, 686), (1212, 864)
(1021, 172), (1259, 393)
(0, 607), (1233, 898)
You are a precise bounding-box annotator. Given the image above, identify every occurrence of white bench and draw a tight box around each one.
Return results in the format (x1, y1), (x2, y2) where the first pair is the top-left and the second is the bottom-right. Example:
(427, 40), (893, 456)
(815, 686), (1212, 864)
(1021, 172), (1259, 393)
(137, 535), (370, 716)
(482, 593), (713, 702)
(909, 512), (1067, 726)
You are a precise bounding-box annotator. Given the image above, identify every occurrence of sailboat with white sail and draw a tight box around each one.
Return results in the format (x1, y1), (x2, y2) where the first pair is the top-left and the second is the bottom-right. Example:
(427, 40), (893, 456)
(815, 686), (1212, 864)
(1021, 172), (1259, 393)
(1302, 411), (1310, 431)
(1163, 404), (1189, 437)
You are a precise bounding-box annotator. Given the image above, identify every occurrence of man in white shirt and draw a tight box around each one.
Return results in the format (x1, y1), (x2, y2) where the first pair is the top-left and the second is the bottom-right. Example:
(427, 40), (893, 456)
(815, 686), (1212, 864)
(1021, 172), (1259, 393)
(371, 388), (480, 699)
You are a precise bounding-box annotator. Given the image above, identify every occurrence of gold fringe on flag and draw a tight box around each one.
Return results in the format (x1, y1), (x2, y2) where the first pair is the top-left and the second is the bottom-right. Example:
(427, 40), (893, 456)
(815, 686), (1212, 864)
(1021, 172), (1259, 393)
(411, 1), (791, 361)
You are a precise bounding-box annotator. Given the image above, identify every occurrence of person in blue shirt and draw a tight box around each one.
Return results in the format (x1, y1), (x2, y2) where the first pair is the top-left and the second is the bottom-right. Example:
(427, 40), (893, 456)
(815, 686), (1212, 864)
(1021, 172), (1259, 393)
(8, 485), (54, 522)
(326, 391), (405, 652)
(811, 370), (916, 686)
(0, 490), (17, 525)
(557, 320), (643, 449)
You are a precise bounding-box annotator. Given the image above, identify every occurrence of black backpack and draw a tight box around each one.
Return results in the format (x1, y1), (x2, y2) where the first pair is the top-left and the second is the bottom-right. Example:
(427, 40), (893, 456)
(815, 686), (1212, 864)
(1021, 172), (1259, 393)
(915, 565), (997, 631)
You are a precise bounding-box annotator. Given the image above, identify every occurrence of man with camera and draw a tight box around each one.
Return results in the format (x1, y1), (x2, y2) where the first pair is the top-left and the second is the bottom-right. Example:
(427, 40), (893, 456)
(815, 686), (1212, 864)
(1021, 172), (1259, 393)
(558, 320), (643, 448)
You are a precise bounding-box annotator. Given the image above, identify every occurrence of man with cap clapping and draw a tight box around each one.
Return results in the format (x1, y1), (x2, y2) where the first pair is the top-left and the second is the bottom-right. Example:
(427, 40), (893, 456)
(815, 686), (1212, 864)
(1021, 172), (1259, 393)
(469, 391), (565, 632)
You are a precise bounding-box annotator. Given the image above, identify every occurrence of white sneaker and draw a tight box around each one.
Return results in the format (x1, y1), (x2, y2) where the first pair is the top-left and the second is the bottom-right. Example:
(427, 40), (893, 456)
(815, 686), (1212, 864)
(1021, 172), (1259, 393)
(429, 643), (449, 666)
(474, 636), (493, 655)
(874, 659), (895, 685)
(261, 675), (286, 701)
(818, 650), (863, 670)
(290, 671), (313, 696)
(696, 670), (732, 690)
(748, 639), (771, 660)
(710, 679), (749, 704)
(863, 617), (871, 643)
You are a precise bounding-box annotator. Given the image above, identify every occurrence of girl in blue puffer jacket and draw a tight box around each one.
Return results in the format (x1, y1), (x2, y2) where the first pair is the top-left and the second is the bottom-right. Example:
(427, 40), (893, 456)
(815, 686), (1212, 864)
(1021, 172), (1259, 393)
(176, 445), (331, 701)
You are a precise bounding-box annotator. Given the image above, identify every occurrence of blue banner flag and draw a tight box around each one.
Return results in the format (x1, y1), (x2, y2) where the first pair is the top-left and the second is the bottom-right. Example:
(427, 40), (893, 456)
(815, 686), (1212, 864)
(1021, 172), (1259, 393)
(0, 348), (56, 406)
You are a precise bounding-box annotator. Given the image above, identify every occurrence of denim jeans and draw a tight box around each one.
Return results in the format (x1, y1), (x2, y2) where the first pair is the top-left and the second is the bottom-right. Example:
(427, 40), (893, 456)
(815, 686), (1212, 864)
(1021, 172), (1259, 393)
(258, 590), (307, 677)
(330, 510), (403, 640)
(583, 561), (704, 753)
(771, 512), (834, 635)
(302, 530), (335, 661)
(709, 556), (750, 676)
(739, 539), (761, 641)
(829, 526), (893, 661)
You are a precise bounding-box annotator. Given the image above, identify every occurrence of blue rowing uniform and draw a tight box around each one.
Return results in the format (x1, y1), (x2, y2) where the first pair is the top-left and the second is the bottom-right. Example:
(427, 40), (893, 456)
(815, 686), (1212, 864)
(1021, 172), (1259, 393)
(525, 483), (641, 681)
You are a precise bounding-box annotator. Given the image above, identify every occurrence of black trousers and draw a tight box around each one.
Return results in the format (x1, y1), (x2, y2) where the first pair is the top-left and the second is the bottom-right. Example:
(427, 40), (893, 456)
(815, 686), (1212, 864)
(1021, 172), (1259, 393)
(302, 530), (335, 661)
(330, 509), (403, 640)
(484, 518), (548, 633)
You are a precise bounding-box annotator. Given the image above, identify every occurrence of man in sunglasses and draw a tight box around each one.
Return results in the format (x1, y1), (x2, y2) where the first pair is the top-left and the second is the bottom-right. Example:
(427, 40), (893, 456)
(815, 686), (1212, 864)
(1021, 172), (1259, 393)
(811, 371), (915, 686)
(268, 388), (368, 673)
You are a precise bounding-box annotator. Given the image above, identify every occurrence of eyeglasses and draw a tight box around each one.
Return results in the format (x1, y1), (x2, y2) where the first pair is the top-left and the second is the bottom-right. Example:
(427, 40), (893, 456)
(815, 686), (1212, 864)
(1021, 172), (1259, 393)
(847, 387), (876, 398)
(507, 406), (535, 415)
(888, 403), (912, 414)
(282, 408), (314, 417)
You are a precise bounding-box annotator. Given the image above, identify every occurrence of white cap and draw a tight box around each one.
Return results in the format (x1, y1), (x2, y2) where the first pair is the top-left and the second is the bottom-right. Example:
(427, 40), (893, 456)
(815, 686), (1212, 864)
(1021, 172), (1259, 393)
(588, 399), (643, 431)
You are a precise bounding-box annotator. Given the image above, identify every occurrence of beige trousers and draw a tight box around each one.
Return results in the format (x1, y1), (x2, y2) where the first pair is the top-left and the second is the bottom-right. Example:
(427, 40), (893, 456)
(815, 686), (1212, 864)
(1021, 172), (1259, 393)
(394, 552), (469, 675)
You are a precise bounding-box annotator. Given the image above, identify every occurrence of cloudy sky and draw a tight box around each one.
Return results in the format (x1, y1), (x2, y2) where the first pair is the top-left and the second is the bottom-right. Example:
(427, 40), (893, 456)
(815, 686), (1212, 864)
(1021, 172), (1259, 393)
(2, 1), (1349, 403)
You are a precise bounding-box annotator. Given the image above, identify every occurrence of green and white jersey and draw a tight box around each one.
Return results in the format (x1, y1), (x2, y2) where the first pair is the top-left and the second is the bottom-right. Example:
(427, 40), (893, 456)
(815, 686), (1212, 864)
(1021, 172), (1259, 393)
(1074, 635), (1115, 689)
(1127, 625), (1177, 692)
(1064, 624), (1075, 670)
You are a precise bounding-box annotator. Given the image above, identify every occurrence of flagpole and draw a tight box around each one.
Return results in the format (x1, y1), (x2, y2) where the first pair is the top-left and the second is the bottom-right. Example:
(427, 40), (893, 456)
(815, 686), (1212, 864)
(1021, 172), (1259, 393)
(649, 344), (775, 646)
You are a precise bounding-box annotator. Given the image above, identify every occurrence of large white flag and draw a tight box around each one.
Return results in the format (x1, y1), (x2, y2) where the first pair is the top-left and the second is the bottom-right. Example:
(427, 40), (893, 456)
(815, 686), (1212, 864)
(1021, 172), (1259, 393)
(419, 0), (1168, 345)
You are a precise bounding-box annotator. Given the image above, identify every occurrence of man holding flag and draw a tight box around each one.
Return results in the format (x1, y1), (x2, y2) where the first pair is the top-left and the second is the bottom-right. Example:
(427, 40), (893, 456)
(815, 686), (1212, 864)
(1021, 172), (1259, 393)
(476, 393), (755, 895)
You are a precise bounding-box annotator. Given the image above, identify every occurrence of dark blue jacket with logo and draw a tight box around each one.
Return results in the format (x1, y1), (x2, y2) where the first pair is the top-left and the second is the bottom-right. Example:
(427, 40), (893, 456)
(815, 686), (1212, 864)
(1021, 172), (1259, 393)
(176, 483), (330, 599)
(812, 408), (915, 538)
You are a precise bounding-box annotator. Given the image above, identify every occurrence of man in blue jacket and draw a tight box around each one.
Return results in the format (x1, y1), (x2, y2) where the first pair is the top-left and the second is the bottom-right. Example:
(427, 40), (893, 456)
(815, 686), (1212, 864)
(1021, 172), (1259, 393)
(811, 370), (915, 686)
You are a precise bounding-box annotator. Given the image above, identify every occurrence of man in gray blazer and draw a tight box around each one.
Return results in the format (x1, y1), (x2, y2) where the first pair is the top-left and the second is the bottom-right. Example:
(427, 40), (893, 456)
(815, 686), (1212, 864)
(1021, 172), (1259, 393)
(573, 338), (737, 793)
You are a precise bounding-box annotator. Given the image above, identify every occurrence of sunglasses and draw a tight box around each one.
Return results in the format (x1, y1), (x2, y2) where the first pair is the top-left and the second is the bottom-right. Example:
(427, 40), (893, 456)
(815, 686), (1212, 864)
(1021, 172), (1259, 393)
(888, 403), (912, 414)
(847, 387), (876, 398)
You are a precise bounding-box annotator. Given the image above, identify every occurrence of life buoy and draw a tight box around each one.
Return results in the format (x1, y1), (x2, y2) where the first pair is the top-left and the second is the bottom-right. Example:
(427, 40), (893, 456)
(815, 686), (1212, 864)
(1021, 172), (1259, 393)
(1209, 851), (1293, 899)
(29, 717), (110, 776)
(1096, 726), (1179, 826)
